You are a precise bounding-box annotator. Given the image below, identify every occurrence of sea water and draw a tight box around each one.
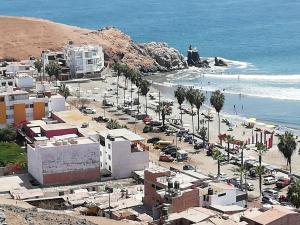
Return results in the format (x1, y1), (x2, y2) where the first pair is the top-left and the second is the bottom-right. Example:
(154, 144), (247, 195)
(1, 0), (300, 129)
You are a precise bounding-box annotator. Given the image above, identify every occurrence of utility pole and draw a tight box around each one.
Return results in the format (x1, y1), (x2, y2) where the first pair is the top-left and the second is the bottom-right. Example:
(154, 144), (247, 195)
(158, 91), (161, 121)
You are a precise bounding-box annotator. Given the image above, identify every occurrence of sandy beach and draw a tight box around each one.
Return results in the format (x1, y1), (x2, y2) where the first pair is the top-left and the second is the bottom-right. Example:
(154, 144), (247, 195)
(64, 69), (299, 199)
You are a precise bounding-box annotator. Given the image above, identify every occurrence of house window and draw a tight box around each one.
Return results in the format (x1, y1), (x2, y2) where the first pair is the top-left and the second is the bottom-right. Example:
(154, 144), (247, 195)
(59, 191), (64, 196)
(109, 166), (111, 171)
(87, 59), (93, 64)
(108, 155), (111, 160)
(30, 104), (34, 108)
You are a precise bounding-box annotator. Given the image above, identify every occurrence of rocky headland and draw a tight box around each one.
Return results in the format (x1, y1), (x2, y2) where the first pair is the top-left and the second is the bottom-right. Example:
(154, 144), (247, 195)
(0, 16), (187, 72)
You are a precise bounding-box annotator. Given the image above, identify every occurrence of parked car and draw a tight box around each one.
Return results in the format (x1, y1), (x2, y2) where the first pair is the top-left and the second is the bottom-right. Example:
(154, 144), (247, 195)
(143, 116), (153, 124)
(218, 173), (228, 181)
(241, 183), (255, 191)
(264, 177), (277, 185)
(82, 107), (96, 114)
(161, 145), (177, 151)
(154, 140), (173, 149)
(150, 120), (162, 126)
(163, 147), (179, 155)
(102, 99), (114, 107)
(184, 135), (193, 142)
(143, 125), (153, 133)
(147, 137), (161, 144)
(276, 178), (290, 188)
(183, 165), (195, 171)
(262, 189), (279, 199)
(227, 177), (241, 187)
(262, 196), (280, 205)
(206, 149), (213, 156)
(194, 142), (205, 150)
(159, 154), (174, 162)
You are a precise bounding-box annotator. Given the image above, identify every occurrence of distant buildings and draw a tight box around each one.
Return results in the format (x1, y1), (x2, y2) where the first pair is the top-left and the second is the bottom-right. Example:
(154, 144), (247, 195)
(98, 129), (149, 179)
(64, 44), (105, 78)
(27, 136), (101, 185)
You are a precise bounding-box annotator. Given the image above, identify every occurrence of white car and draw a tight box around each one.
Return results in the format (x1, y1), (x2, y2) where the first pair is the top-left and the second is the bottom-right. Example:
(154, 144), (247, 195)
(262, 189), (279, 198)
(263, 177), (277, 185)
(83, 107), (96, 114)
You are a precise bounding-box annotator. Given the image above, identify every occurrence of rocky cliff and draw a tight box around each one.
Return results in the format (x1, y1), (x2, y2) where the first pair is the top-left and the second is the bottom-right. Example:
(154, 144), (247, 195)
(0, 16), (187, 72)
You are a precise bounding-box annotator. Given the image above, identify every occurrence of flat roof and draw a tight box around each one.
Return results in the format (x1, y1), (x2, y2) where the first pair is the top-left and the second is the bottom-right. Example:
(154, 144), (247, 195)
(35, 136), (96, 148)
(0, 90), (28, 96)
(52, 110), (93, 125)
(99, 129), (144, 141)
(40, 123), (77, 131)
(167, 207), (216, 223)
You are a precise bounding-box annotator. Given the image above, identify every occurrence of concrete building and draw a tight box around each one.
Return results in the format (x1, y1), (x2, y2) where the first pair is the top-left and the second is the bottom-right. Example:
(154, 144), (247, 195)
(27, 136), (101, 185)
(143, 165), (200, 216)
(5, 61), (37, 77)
(64, 44), (104, 78)
(98, 129), (149, 179)
(0, 89), (65, 127)
(199, 182), (248, 210)
(241, 205), (300, 225)
(14, 73), (34, 90)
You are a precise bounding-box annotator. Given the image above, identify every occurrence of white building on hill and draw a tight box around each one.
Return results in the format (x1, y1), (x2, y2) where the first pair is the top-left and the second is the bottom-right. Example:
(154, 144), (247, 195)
(64, 44), (104, 78)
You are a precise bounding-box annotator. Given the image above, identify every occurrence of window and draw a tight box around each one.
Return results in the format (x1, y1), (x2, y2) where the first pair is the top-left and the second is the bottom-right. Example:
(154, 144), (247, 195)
(87, 59), (93, 64)
(45, 103), (48, 107)
(108, 144), (111, 149)
(30, 104), (34, 108)
(218, 193), (226, 197)
(59, 191), (64, 196)
(100, 136), (105, 146)
(108, 155), (111, 160)
(109, 166), (111, 171)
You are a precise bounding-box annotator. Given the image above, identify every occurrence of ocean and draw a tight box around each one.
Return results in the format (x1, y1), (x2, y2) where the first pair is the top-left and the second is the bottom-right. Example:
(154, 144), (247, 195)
(1, 0), (300, 130)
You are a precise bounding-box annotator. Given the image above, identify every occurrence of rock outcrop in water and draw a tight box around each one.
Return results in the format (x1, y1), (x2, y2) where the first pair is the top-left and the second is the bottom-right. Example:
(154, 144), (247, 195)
(187, 45), (210, 68)
(0, 16), (187, 73)
(214, 57), (228, 67)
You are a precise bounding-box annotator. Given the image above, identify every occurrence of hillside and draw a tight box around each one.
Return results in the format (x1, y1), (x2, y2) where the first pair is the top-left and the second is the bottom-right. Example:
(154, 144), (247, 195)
(0, 16), (187, 72)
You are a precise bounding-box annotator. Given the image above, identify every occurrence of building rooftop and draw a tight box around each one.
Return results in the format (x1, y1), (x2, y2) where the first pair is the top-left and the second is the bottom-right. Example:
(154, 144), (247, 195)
(244, 205), (298, 224)
(34, 136), (96, 148)
(0, 90), (28, 96)
(40, 123), (77, 131)
(52, 110), (93, 125)
(99, 129), (144, 142)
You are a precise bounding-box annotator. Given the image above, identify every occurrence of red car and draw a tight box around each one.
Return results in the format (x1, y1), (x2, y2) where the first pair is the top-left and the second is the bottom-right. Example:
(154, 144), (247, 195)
(276, 178), (290, 188)
(159, 154), (174, 162)
(143, 116), (152, 124)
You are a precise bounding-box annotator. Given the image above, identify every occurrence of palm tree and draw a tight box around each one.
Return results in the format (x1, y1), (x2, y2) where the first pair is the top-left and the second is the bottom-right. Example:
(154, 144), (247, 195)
(121, 64), (131, 106)
(34, 59), (43, 83)
(255, 142), (268, 195)
(140, 80), (150, 116)
(255, 165), (265, 196)
(135, 73), (142, 113)
(199, 127), (207, 147)
(112, 61), (122, 106)
(186, 87), (196, 142)
(225, 135), (234, 162)
(194, 89), (205, 131)
(210, 90), (225, 144)
(212, 148), (223, 177)
(174, 86), (186, 125)
(277, 131), (297, 174)
(287, 180), (300, 208)
(45, 61), (61, 86)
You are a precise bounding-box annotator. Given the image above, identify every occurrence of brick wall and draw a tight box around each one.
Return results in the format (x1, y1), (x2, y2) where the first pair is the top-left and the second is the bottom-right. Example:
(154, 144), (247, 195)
(43, 167), (100, 185)
(170, 189), (200, 213)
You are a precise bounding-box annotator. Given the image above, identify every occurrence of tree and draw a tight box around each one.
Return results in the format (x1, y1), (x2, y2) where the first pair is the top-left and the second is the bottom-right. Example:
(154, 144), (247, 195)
(135, 73), (142, 113)
(34, 59), (43, 83)
(112, 61), (122, 106)
(255, 165), (265, 196)
(156, 102), (172, 127)
(186, 87), (196, 142)
(225, 134), (234, 162)
(194, 89), (205, 131)
(277, 131), (297, 174)
(0, 126), (17, 142)
(199, 127), (207, 147)
(287, 180), (300, 208)
(45, 61), (61, 86)
(174, 86), (186, 125)
(255, 142), (268, 196)
(212, 148), (223, 177)
(140, 80), (150, 115)
(210, 90), (225, 144)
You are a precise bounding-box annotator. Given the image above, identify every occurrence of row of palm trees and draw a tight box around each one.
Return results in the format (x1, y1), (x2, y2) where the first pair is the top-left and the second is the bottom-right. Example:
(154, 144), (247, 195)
(34, 59), (61, 85)
(174, 86), (225, 143)
(112, 62), (150, 115)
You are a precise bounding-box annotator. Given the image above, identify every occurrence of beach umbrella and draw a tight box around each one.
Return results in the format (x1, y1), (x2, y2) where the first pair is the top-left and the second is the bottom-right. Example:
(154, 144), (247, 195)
(247, 118), (256, 123)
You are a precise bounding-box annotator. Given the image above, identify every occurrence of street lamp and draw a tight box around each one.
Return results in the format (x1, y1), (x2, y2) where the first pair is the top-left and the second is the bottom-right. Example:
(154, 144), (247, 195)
(105, 186), (113, 218)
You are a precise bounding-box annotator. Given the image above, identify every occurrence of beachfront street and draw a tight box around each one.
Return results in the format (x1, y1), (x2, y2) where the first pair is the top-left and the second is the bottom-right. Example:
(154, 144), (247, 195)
(66, 69), (298, 204)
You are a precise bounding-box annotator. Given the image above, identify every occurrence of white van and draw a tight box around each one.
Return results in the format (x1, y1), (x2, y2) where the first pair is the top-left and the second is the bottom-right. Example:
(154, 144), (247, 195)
(263, 177), (277, 185)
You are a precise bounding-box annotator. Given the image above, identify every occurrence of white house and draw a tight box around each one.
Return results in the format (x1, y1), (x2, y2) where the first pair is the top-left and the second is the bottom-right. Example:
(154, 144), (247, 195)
(5, 61), (37, 77)
(27, 136), (101, 185)
(64, 44), (104, 78)
(199, 182), (247, 209)
(98, 129), (149, 179)
(15, 73), (34, 90)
